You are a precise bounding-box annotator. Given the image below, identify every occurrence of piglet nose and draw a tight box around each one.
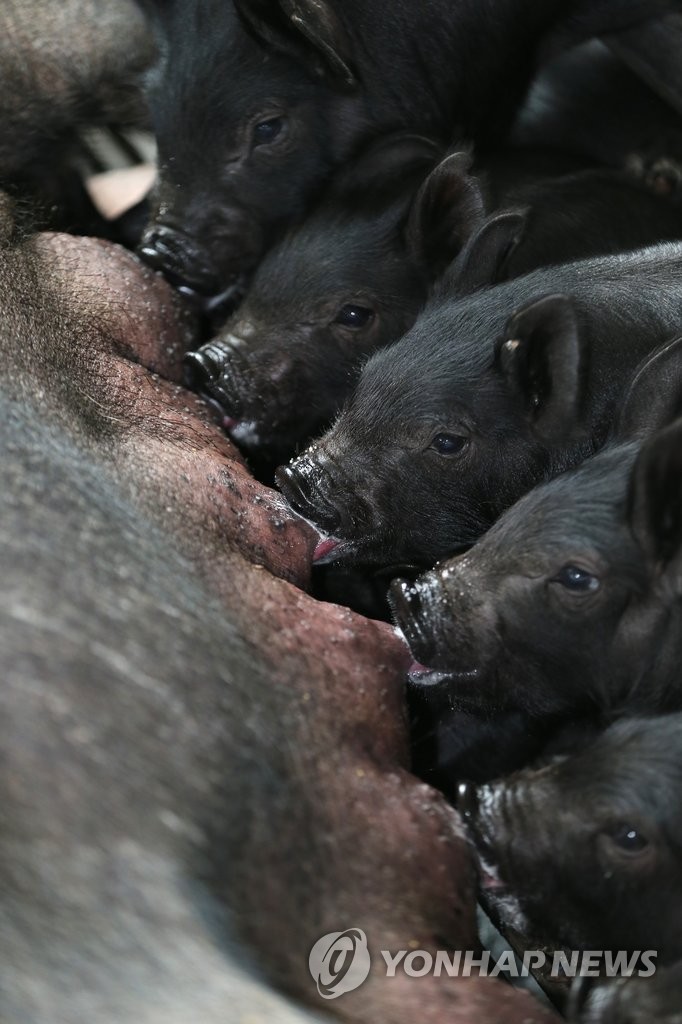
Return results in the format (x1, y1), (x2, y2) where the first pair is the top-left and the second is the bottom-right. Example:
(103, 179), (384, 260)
(276, 465), (301, 498)
(391, 579), (423, 621)
(138, 225), (195, 278)
(275, 464), (341, 533)
(276, 465), (316, 517)
(455, 781), (479, 821)
(138, 225), (221, 299)
(183, 349), (222, 389)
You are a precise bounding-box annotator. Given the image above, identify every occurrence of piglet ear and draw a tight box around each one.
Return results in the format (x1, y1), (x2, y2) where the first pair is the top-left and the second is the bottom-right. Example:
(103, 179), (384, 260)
(628, 417), (682, 581)
(404, 151), (486, 280)
(615, 336), (682, 442)
(235, 0), (358, 88)
(441, 209), (527, 297)
(497, 293), (582, 441)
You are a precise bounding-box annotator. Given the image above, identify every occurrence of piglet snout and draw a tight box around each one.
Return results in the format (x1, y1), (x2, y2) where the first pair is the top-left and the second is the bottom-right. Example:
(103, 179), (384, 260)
(275, 464), (341, 534)
(138, 224), (222, 299)
(184, 348), (222, 389)
(391, 578), (424, 620)
(388, 577), (439, 665)
(455, 780), (480, 822)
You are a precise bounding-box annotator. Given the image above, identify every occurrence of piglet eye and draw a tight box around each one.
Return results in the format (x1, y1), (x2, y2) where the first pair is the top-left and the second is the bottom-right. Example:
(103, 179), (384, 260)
(605, 824), (649, 854)
(553, 565), (600, 592)
(334, 305), (375, 329)
(253, 116), (286, 147)
(429, 432), (469, 456)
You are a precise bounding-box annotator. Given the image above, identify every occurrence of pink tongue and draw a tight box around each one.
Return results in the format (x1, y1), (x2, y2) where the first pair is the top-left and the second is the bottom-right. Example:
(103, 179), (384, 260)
(313, 538), (340, 562)
(480, 867), (505, 891)
(223, 416), (239, 431)
(408, 660), (432, 676)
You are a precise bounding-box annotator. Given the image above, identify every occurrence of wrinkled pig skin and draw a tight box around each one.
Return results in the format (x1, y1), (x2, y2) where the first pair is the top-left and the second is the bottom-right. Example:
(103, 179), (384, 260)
(0, 0), (154, 232)
(0, 195), (556, 1023)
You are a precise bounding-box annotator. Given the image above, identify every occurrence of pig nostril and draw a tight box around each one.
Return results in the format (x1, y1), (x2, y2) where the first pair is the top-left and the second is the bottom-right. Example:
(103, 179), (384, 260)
(184, 350), (222, 389)
(275, 466), (342, 534)
(138, 228), (186, 270)
(137, 229), (222, 299)
(138, 243), (169, 275)
(454, 781), (479, 821)
(275, 466), (311, 517)
(182, 342), (245, 417)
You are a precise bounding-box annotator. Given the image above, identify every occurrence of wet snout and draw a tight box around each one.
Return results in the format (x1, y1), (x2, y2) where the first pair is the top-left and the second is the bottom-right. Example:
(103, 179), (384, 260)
(453, 780), (505, 883)
(455, 780), (480, 822)
(138, 223), (225, 301)
(183, 336), (249, 424)
(275, 455), (343, 536)
(389, 577), (441, 666)
(390, 558), (497, 679)
(453, 777), (516, 893)
(456, 759), (571, 898)
(184, 326), (306, 452)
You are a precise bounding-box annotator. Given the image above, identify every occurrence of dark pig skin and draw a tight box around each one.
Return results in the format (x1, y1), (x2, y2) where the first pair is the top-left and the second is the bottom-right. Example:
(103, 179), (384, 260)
(136, 0), (674, 300)
(0, 194), (555, 1022)
(458, 715), (682, 962)
(388, 340), (682, 784)
(570, 960), (682, 1023)
(187, 143), (682, 464)
(183, 136), (485, 464)
(389, 339), (682, 720)
(0, 1), (154, 233)
(279, 242), (682, 571)
(510, 39), (682, 173)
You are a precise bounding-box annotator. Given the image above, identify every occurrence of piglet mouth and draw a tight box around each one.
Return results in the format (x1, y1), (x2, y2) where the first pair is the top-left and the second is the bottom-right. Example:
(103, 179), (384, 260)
(183, 375), (265, 450)
(313, 536), (343, 563)
(410, 664), (481, 686)
(193, 394), (254, 444)
(310, 534), (369, 566)
(476, 856), (507, 892)
(407, 661), (455, 687)
(309, 532), (407, 569)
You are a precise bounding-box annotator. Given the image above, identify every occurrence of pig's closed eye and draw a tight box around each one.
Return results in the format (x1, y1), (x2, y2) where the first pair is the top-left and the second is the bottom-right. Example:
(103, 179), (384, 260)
(552, 565), (600, 592)
(252, 116), (287, 147)
(429, 432), (469, 456)
(333, 305), (375, 329)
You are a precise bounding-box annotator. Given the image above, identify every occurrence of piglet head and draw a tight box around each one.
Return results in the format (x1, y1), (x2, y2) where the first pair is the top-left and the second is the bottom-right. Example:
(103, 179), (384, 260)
(138, 0), (366, 305)
(455, 715), (682, 961)
(390, 341), (682, 721)
(183, 137), (486, 462)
